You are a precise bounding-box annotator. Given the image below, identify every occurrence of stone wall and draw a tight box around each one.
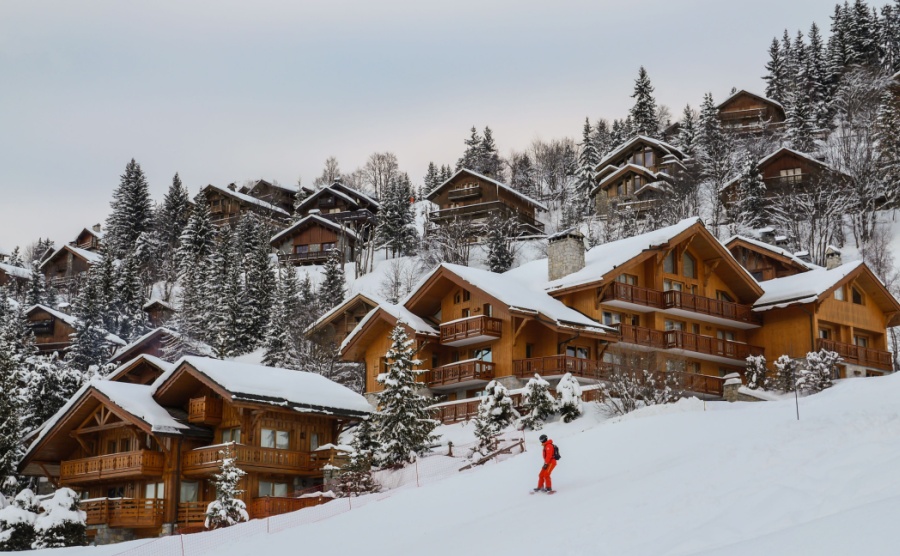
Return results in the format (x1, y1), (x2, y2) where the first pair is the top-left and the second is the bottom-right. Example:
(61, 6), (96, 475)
(90, 525), (136, 546)
(547, 232), (585, 281)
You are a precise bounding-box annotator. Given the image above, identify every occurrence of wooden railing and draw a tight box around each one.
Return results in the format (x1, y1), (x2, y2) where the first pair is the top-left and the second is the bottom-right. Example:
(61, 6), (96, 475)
(817, 338), (893, 371)
(602, 282), (664, 309)
(448, 186), (482, 201)
(513, 355), (609, 379)
(276, 250), (335, 264)
(615, 323), (668, 348)
(188, 396), (223, 425)
(81, 498), (165, 528)
(662, 290), (761, 325)
(425, 360), (495, 387)
(440, 315), (503, 345)
(719, 107), (768, 121)
(178, 501), (212, 526)
(60, 450), (165, 484)
(429, 201), (544, 232)
(615, 324), (763, 361)
(247, 496), (330, 519)
(182, 445), (317, 475)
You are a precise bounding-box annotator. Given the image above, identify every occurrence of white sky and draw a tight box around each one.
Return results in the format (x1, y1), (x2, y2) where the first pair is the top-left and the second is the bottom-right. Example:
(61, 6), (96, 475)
(0, 0), (844, 250)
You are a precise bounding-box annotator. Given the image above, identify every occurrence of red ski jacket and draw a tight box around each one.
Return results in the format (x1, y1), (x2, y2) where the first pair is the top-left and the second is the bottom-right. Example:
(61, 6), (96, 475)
(542, 439), (555, 465)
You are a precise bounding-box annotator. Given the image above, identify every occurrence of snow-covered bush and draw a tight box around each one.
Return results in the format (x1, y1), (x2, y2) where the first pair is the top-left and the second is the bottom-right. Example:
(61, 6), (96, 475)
(771, 355), (801, 393)
(600, 368), (681, 416)
(518, 374), (557, 430)
(472, 380), (520, 454)
(205, 443), (249, 530)
(745, 355), (767, 390)
(798, 350), (840, 394)
(555, 373), (583, 423)
(32, 488), (86, 549)
(0, 488), (38, 551)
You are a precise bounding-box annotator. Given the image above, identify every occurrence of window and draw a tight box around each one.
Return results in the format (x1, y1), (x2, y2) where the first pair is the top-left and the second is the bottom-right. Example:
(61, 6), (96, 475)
(454, 292), (461, 304)
(818, 328), (831, 339)
(222, 428), (241, 444)
(463, 290), (471, 301)
(682, 252), (696, 279)
(751, 271), (763, 281)
(461, 308), (470, 318)
(473, 347), (492, 362)
(309, 243), (321, 253)
(666, 359), (685, 372)
(119, 438), (131, 453)
(632, 152), (642, 165)
(687, 362), (701, 374)
(180, 481), (199, 503)
(664, 320), (684, 331)
(294, 244), (309, 254)
(107, 440), (117, 454)
(322, 242), (336, 252)
(259, 481), (289, 498)
(525, 343), (534, 358)
(633, 175), (643, 190)
(717, 330), (735, 342)
(566, 346), (589, 359)
(716, 290), (734, 303)
(144, 482), (165, 499)
(483, 303), (493, 317)
(644, 151), (655, 168)
(310, 433), (319, 451)
(692, 323), (700, 334)
(616, 274), (637, 285)
(854, 335), (869, 348)
(107, 486), (125, 499)
(602, 311), (621, 326)
(663, 279), (683, 292)
(834, 286), (845, 301)
(261, 429), (289, 450)
(852, 287), (864, 305)
(663, 251), (675, 274)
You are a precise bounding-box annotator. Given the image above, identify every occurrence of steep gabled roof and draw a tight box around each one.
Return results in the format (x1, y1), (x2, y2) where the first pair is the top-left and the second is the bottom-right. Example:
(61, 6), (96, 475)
(26, 304), (126, 346)
(590, 163), (671, 196)
(239, 178), (299, 196)
(200, 184), (290, 217)
(724, 235), (818, 273)
(143, 299), (176, 311)
(721, 147), (844, 192)
(270, 213), (359, 245)
(593, 136), (688, 172)
(109, 327), (213, 364)
(426, 168), (548, 212)
(340, 303), (440, 359)
(0, 262), (32, 280)
(306, 292), (382, 336)
(294, 182), (380, 215)
(716, 89), (785, 113)
(74, 227), (105, 241)
(38, 244), (103, 271)
(104, 354), (174, 383)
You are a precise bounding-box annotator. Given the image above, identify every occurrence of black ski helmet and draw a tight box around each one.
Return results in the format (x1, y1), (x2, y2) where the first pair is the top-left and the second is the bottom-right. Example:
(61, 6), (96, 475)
(539, 434), (548, 443)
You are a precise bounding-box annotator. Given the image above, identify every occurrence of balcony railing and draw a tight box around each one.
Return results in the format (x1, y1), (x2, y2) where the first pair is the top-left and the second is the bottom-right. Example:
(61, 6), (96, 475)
(247, 496), (331, 519)
(60, 450), (165, 485)
(719, 108), (768, 121)
(603, 282), (761, 326)
(182, 445), (318, 476)
(513, 355), (610, 379)
(447, 185), (482, 201)
(764, 175), (807, 189)
(188, 396), (223, 425)
(429, 201), (544, 232)
(81, 498), (165, 529)
(817, 338), (893, 371)
(440, 315), (503, 346)
(602, 282), (665, 309)
(276, 249), (336, 265)
(425, 359), (495, 388)
(614, 324), (763, 361)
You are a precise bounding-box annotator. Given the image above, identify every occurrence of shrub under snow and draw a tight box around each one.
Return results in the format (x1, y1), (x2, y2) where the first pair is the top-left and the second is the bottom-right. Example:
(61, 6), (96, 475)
(744, 355), (767, 390)
(472, 380), (520, 454)
(555, 373), (583, 423)
(32, 488), (86, 550)
(798, 350), (840, 394)
(518, 374), (557, 430)
(205, 444), (249, 530)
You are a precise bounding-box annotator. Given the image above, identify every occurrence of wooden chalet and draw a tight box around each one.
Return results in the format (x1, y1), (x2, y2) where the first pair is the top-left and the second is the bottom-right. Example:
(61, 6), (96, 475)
(0, 261), (31, 294)
(71, 225), (104, 252)
(108, 328), (201, 367)
(720, 147), (847, 208)
(25, 304), (125, 356)
(749, 261), (900, 376)
(294, 181), (379, 222)
(143, 299), (175, 328)
(238, 179), (308, 216)
(40, 244), (102, 293)
(426, 168), (546, 235)
(270, 213), (359, 266)
(306, 292), (380, 348)
(725, 235), (815, 282)
(200, 184), (291, 228)
(716, 90), (786, 133)
(19, 357), (372, 543)
(590, 136), (690, 219)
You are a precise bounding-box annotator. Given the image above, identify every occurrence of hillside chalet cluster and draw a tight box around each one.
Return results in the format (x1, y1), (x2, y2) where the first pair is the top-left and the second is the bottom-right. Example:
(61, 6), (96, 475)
(2, 86), (899, 544)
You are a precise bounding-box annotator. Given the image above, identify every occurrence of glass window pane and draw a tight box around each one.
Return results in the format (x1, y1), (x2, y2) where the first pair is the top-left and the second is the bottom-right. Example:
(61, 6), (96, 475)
(145, 484), (155, 499)
(259, 481), (272, 497)
(683, 253), (696, 278)
(261, 429), (275, 448)
(664, 252), (674, 273)
(276, 431), (290, 450)
(310, 434), (319, 451)
(180, 482), (199, 502)
(274, 483), (288, 497)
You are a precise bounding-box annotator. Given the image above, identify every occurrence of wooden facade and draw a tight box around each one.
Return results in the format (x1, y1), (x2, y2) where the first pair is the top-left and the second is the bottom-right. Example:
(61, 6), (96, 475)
(200, 184), (291, 228)
(306, 293), (380, 348)
(270, 214), (358, 266)
(40, 244), (100, 293)
(19, 358), (370, 541)
(238, 179), (304, 216)
(109, 328), (179, 366)
(26, 305), (78, 354)
(726, 236), (812, 282)
(0, 262), (31, 295)
(426, 169), (546, 235)
(71, 226), (104, 252)
(716, 90), (786, 133)
(143, 300), (175, 328)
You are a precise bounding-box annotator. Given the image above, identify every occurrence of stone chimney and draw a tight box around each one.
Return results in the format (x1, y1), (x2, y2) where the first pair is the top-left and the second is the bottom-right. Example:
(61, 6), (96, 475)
(227, 182), (237, 191)
(92, 223), (102, 233)
(825, 245), (842, 270)
(547, 229), (585, 281)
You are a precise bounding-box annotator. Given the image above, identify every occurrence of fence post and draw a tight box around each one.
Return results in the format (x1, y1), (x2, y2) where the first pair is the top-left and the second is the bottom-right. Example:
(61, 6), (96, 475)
(415, 458), (421, 488)
(180, 532), (186, 556)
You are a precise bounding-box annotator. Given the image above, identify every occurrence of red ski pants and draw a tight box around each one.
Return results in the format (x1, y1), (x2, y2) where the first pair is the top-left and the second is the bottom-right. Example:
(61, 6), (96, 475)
(538, 460), (557, 489)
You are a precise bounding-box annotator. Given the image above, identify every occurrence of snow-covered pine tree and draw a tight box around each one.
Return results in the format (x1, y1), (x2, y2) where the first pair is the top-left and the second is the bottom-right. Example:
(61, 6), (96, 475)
(555, 372), (583, 423)
(0, 488), (38, 551)
(335, 417), (380, 497)
(31, 488), (86, 549)
(23, 353), (78, 434)
(204, 443), (248, 530)
(880, 2), (900, 73)
(292, 179), (309, 221)
(66, 276), (111, 376)
(517, 374), (556, 430)
(734, 151), (767, 229)
(629, 66), (660, 138)
(676, 104), (698, 155)
(798, 349), (839, 394)
(376, 174), (418, 258)
(876, 90), (900, 208)
(423, 162), (441, 195)
(591, 119), (613, 156)
(508, 152), (538, 199)
(319, 249), (346, 312)
(785, 87), (817, 153)
(439, 164), (453, 183)
(772, 354), (801, 393)
(0, 294), (27, 487)
(456, 126), (483, 172)
(764, 37), (787, 104)
(472, 380), (519, 454)
(90, 254), (117, 335)
(697, 92), (734, 234)
(104, 158), (153, 259)
(479, 126), (503, 178)
(159, 173), (191, 248)
(24, 261), (47, 307)
(114, 254), (150, 342)
(261, 265), (302, 369)
(209, 227), (247, 358)
(574, 117), (600, 217)
(827, 3), (852, 86)
(237, 214), (275, 348)
(485, 216), (516, 273)
(806, 22), (831, 132)
(744, 354), (768, 390)
(375, 323), (439, 467)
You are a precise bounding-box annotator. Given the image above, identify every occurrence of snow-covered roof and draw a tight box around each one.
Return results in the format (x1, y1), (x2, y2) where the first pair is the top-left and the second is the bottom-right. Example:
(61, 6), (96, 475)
(427, 168), (548, 212)
(39, 244), (102, 270)
(340, 302), (439, 354)
(76, 226), (105, 240)
(270, 214), (360, 245)
(0, 262), (32, 280)
(753, 261), (864, 310)
(159, 357), (373, 417)
(720, 147), (840, 192)
(306, 292), (382, 335)
(294, 183), (379, 215)
(716, 89), (784, 112)
(240, 179), (299, 195)
(92, 380), (189, 434)
(202, 184), (290, 216)
(109, 327), (213, 362)
(591, 163), (669, 195)
(105, 354), (174, 382)
(724, 235), (818, 271)
(142, 298), (176, 311)
(593, 136), (688, 172)
(26, 304), (126, 346)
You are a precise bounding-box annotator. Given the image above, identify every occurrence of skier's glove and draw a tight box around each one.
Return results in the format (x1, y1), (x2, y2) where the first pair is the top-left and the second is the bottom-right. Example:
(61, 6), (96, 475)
(542, 464), (548, 470)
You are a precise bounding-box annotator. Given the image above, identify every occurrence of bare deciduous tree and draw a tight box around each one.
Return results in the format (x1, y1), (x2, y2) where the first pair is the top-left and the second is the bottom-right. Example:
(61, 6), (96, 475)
(364, 152), (400, 200)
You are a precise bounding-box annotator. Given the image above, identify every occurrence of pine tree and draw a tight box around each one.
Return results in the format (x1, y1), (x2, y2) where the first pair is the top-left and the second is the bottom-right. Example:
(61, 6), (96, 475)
(7, 248), (21, 268)
(67, 275), (112, 375)
(114, 254), (149, 342)
(880, 2), (900, 72)
(629, 66), (660, 137)
(472, 380), (519, 454)
(32, 488), (86, 549)
(456, 126), (483, 171)
(734, 151), (767, 228)
(574, 117), (600, 217)
(508, 153), (538, 198)
(262, 266), (302, 369)
(440, 165), (454, 183)
(0, 488), (38, 551)
(676, 104), (698, 155)
(518, 374), (556, 430)
(25, 261), (47, 307)
(335, 417), (380, 497)
(806, 22), (831, 132)
(319, 249), (346, 312)
(764, 37), (787, 104)
(104, 158), (153, 259)
(827, 3), (852, 86)
(479, 126), (503, 178)
(744, 355), (768, 390)
(786, 91), (817, 153)
(0, 294), (27, 487)
(423, 162), (441, 194)
(204, 444), (248, 530)
(159, 173), (191, 249)
(209, 228), (247, 358)
(292, 179), (309, 221)
(238, 214), (276, 348)
(555, 372), (583, 423)
(876, 90), (900, 208)
(485, 216), (515, 273)
(848, 0), (877, 66)
(375, 324), (439, 467)
(591, 119), (614, 156)
(772, 354), (801, 393)
(376, 174), (418, 258)
(23, 354), (78, 433)
(798, 349), (839, 394)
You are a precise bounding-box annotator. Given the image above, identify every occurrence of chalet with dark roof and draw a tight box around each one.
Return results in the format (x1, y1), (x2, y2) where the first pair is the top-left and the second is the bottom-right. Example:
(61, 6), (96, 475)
(238, 179), (309, 216)
(270, 213), (359, 266)
(717, 90), (785, 133)
(200, 183), (291, 228)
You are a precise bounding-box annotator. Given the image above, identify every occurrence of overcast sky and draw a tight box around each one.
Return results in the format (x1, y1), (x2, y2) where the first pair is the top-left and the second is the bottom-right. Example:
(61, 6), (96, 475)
(0, 0), (843, 251)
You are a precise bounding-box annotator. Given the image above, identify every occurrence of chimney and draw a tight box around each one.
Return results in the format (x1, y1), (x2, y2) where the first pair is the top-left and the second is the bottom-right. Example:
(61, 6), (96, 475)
(227, 182), (237, 191)
(92, 223), (102, 233)
(794, 250), (812, 264)
(825, 245), (842, 270)
(547, 229), (585, 281)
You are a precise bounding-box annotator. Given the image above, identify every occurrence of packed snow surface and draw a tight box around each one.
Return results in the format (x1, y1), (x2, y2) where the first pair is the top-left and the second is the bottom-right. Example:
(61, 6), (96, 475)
(754, 260), (864, 308)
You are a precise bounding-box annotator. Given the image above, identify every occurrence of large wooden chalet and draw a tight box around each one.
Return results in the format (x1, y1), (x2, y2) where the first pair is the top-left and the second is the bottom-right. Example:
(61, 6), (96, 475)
(306, 292), (380, 348)
(716, 90), (786, 133)
(238, 179), (310, 216)
(293, 181), (379, 233)
(19, 357), (372, 543)
(591, 136), (690, 218)
(200, 184), (291, 228)
(25, 304), (125, 356)
(40, 227), (107, 293)
(0, 261), (31, 294)
(270, 213), (359, 266)
(426, 168), (546, 235)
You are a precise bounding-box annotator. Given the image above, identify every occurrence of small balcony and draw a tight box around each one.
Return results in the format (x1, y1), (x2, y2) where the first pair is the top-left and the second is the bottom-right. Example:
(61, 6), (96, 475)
(82, 498), (165, 529)
(182, 445), (319, 477)
(513, 355), (611, 380)
(428, 201), (544, 234)
(602, 282), (761, 328)
(188, 396), (223, 426)
(425, 359), (495, 390)
(440, 315), (503, 347)
(60, 450), (165, 485)
(817, 338), (893, 372)
(447, 185), (482, 201)
(276, 250), (336, 266)
(615, 324), (764, 365)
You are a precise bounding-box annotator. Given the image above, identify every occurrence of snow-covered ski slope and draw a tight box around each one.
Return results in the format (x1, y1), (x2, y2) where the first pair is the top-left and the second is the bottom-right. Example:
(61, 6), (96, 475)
(41, 375), (900, 556)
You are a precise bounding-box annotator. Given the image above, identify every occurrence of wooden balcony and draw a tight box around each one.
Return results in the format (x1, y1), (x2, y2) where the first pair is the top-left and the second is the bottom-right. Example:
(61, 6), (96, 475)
(82, 498), (165, 529)
(603, 282), (761, 328)
(447, 185), (482, 201)
(276, 250), (334, 266)
(182, 445), (318, 476)
(513, 355), (610, 380)
(601, 282), (664, 311)
(817, 338), (893, 371)
(188, 396), (223, 425)
(719, 107), (768, 121)
(440, 315), (503, 347)
(615, 324), (763, 363)
(429, 201), (544, 233)
(425, 359), (495, 390)
(177, 501), (211, 527)
(247, 496), (331, 519)
(60, 450), (165, 485)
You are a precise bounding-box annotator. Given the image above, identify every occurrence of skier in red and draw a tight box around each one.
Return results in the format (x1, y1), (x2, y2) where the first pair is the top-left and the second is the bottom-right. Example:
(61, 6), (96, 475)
(535, 434), (556, 492)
